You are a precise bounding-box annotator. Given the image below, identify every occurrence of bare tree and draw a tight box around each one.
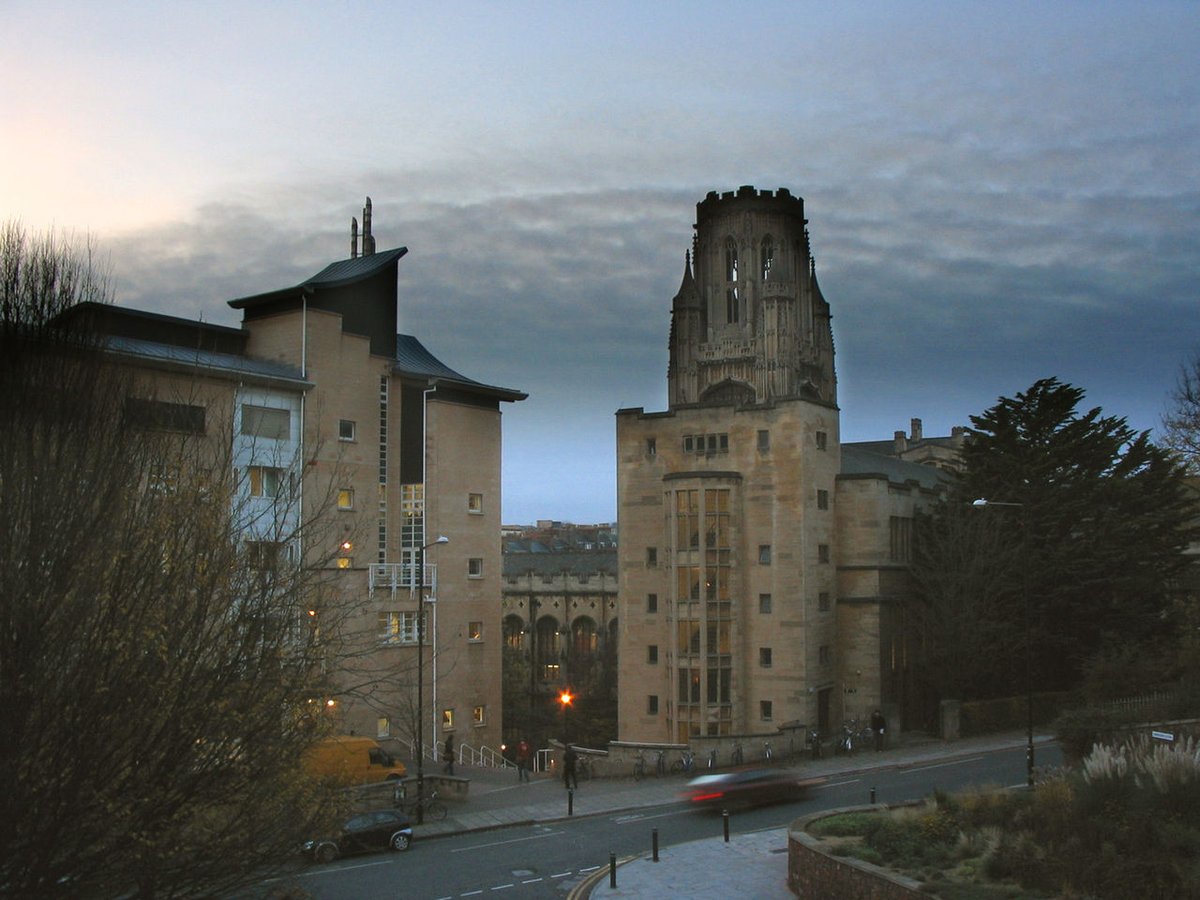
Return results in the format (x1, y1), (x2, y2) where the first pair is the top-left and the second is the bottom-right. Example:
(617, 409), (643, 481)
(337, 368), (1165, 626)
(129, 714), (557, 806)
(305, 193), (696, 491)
(0, 223), (360, 898)
(1163, 351), (1200, 474)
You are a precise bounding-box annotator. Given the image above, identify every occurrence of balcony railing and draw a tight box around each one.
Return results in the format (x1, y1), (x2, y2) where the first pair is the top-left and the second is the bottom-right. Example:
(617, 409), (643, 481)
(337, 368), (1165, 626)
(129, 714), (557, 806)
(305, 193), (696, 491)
(368, 563), (439, 598)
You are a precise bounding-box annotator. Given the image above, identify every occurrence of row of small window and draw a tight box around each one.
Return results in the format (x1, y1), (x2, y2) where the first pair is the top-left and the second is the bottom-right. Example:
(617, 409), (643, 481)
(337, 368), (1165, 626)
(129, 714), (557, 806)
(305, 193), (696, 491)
(644, 643), (831, 667)
(335, 489), (485, 515)
(644, 697), (781, 721)
(377, 705), (486, 738)
(378, 612), (485, 644)
(646, 542), (831, 566)
(643, 592), (832, 613)
(645, 430), (829, 456)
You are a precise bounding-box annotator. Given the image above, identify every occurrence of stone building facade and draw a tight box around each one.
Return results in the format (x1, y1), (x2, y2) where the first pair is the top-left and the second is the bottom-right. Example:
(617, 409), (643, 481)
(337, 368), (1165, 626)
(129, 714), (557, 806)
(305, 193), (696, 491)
(617, 187), (952, 744)
(71, 201), (525, 760)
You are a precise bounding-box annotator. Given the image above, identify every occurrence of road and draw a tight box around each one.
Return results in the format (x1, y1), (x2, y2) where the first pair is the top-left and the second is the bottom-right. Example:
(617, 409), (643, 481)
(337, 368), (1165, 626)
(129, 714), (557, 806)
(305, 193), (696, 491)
(276, 743), (1061, 899)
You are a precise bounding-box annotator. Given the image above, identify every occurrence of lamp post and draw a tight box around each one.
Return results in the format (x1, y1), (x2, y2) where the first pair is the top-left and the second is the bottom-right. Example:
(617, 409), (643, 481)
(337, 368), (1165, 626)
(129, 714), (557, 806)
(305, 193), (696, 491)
(972, 498), (1034, 788)
(415, 535), (449, 824)
(558, 688), (574, 744)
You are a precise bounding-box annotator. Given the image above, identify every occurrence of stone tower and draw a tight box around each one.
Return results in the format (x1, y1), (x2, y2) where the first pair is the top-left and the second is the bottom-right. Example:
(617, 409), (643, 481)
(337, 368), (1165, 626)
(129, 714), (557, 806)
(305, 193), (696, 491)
(617, 186), (842, 745)
(668, 186), (836, 409)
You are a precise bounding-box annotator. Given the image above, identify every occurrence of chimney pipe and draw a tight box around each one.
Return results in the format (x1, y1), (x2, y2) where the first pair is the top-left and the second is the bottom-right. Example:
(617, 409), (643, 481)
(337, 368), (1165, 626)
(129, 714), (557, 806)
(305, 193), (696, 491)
(351, 216), (358, 259)
(910, 418), (923, 442)
(362, 197), (375, 256)
(894, 430), (907, 454)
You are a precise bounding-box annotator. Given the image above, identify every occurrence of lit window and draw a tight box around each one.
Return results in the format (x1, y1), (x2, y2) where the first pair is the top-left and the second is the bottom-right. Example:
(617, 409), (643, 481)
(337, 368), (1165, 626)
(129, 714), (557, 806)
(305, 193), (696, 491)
(759, 593), (772, 614)
(377, 716), (391, 739)
(468, 493), (483, 514)
(247, 465), (283, 498)
(760, 700), (773, 721)
(473, 705), (485, 726)
(468, 621), (483, 642)
(339, 419), (356, 441)
(337, 488), (354, 510)
(468, 558), (483, 578)
(241, 404), (290, 440)
(379, 611), (423, 644)
(336, 557), (352, 569)
(442, 709), (454, 730)
(759, 647), (772, 668)
(758, 545), (771, 565)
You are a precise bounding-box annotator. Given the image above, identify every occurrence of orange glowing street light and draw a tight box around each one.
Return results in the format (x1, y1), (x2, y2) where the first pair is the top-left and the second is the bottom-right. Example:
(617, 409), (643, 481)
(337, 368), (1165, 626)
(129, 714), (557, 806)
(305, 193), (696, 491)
(558, 690), (574, 708)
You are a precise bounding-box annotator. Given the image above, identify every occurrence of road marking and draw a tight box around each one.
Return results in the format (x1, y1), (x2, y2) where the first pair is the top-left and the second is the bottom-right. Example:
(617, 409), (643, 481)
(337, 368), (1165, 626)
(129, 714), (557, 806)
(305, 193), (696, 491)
(906, 756), (985, 773)
(551, 871), (573, 878)
(521, 877), (544, 884)
(462, 892), (483, 897)
(450, 830), (564, 852)
(579, 865), (601, 873)
(490, 884), (515, 891)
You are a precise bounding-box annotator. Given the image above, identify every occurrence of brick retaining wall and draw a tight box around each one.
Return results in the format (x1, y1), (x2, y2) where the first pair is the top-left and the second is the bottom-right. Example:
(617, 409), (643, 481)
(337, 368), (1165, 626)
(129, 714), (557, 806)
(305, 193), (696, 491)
(788, 806), (922, 899)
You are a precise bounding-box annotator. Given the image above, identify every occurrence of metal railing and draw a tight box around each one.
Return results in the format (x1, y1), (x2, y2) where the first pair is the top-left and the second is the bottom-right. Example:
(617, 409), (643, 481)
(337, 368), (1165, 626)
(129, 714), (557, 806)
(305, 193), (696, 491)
(369, 562), (438, 598)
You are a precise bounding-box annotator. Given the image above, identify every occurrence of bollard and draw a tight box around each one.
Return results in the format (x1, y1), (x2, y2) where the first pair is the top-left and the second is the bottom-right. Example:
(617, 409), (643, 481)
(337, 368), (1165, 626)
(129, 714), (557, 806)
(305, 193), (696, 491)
(722, 809), (730, 843)
(609, 851), (617, 888)
(870, 786), (876, 804)
(652, 827), (659, 862)
(568, 787), (574, 816)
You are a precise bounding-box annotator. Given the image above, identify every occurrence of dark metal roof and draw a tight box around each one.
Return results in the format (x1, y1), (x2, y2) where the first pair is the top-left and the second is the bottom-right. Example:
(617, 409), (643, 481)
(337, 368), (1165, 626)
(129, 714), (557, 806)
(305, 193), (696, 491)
(394, 334), (527, 402)
(503, 550), (618, 579)
(839, 445), (947, 490)
(102, 334), (309, 387)
(228, 248), (408, 309)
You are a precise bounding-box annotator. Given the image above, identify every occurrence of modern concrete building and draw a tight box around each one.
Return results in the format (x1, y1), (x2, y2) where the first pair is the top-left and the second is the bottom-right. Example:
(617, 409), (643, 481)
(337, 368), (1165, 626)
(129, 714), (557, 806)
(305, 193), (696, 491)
(69, 200), (525, 762)
(617, 187), (953, 745)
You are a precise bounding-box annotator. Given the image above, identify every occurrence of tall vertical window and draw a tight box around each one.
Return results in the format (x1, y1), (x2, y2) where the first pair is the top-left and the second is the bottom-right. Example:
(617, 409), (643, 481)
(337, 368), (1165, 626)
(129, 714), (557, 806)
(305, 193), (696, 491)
(759, 593), (772, 614)
(725, 239), (739, 323)
(757, 429), (770, 452)
(468, 492), (483, 514)
(761, 236), (774, 281)
(473, 705), (485, 725)
(817, 489), (829, 510)
(815, 431), (828, 451)
(468, 558), (483, 577)
(646, 547), (658, 567)
(647, 593), (658, 613)
(247, 466), (284, 498)
(760, 700), (773, 721)
(337, 488), (354, 510)
(818, 544), (830, 564)
(758, 545), (772, 565)
(890, 516), (913, 562)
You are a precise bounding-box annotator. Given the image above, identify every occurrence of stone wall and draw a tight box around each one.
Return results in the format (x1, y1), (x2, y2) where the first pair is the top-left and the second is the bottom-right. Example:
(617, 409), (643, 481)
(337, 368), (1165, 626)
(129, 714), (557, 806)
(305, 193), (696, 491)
(787, 807), (922, 899)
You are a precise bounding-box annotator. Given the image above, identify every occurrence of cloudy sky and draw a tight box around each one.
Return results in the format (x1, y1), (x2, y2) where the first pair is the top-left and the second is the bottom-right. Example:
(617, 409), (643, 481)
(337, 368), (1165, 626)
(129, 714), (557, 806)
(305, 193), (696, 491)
(4, 1), (1197, 524)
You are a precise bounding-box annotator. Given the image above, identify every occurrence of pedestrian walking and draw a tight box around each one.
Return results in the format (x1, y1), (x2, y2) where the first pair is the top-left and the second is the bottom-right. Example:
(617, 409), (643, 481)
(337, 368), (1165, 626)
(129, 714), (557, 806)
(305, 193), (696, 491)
(563, 743), (578, 790)
(516, 738), (531, 782)
(871, 709), (887, 752)
(443, 736), (455, 775)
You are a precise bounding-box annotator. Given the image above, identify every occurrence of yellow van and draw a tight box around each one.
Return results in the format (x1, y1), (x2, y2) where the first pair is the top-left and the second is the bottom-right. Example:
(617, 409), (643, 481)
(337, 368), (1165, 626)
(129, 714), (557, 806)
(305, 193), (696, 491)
(302, 735), (407, 785)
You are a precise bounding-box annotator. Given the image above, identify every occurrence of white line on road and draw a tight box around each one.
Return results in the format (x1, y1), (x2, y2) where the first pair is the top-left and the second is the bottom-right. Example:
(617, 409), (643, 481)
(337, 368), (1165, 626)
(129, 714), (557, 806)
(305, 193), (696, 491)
(521, 878), (544, 884)
(490, 884), (515, 891)
(906, 756), (985, 773)
(551, 872), (573, 878)
(461, 892), (483, 897)
(450, 830), (565, 852)
(579, 866), (601, 873)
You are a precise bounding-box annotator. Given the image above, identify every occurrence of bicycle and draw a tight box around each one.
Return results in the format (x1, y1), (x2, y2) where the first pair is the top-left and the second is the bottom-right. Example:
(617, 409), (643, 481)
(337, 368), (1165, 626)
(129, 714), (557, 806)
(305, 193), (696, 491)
(654, 749), (666, 777)
(396, 787), (447, 821)
(762, 740), (774, 762)
(707, 748), (717, 769)
(576, 754), (594, 781)
(730, 741), (744, 766)
(808, 727), (822, 759)
(632, 750), (646, 781)
(670, 750), (695, 776)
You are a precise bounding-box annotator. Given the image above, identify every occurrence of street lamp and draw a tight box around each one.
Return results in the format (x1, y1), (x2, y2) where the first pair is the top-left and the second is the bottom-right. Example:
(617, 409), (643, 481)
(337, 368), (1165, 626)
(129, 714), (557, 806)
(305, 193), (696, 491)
(972, 498), (1034, 788)
(415, 534), (449, 824)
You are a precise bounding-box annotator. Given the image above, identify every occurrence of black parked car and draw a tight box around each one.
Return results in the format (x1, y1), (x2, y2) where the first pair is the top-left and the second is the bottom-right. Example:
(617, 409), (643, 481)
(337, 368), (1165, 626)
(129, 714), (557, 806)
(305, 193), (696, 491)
(302, 809), (414, 863)
(681, 769), (824, 810)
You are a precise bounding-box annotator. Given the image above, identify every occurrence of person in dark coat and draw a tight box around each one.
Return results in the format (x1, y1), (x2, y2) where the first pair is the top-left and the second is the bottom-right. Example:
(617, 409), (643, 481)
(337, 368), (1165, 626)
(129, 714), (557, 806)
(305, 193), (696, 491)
(443, 736), (455, 775)
(870, 709), (887, 752)
(563, 744), (578, 790)
(516, 739), (532, 782)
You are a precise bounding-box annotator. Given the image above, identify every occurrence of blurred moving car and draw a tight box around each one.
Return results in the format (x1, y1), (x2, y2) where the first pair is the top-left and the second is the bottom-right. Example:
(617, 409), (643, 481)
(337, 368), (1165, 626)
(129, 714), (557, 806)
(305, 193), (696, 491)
(302, 809), (414, 863)
(682, 769), (824, 809)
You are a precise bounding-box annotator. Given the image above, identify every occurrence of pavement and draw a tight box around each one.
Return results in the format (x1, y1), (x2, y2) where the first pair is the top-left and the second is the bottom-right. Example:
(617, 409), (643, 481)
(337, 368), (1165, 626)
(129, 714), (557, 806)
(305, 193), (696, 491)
(411, 731), (1052, 898)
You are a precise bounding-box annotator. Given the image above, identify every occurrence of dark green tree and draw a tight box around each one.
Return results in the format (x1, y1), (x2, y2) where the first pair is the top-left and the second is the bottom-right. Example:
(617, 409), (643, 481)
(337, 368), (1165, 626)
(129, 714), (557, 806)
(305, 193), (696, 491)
(915, 378), (1196, 700)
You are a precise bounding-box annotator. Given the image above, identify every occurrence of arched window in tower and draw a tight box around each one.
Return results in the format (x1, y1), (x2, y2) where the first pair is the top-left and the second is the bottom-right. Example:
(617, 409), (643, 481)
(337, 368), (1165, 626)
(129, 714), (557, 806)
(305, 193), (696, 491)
(503, 614), (526, 650)
(724, 239), (739, 323)
(761, 236), (774, 282)
(571, 616), (598, 657)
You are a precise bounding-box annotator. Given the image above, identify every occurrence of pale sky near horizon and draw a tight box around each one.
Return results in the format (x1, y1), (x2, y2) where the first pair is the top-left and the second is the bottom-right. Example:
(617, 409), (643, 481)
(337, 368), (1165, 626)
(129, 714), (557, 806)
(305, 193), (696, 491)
(3, 1), (1197, 524)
